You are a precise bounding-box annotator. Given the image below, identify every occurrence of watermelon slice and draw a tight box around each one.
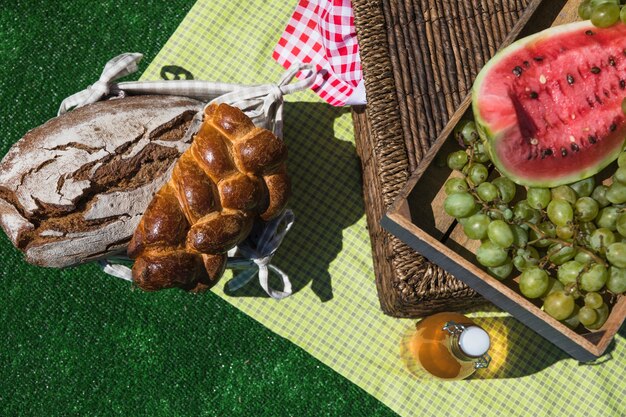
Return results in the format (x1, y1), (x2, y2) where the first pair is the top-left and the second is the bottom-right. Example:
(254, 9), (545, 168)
(473, 21), (626, 187)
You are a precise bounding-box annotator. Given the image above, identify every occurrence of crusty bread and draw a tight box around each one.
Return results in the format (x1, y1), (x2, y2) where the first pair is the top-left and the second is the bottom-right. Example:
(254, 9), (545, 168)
(128, 103), (290, 292)
(0, 95), (204, 267)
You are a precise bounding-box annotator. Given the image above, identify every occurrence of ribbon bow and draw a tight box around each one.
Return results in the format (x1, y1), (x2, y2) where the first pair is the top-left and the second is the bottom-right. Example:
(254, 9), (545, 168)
(226, 210), (295, 299)
(58, 53), (143, 115)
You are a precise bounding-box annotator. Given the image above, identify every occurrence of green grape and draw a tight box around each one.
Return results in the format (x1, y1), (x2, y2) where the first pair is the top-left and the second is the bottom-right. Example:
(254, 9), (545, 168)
(512, 247), (539, 272)
(606, 242), (626, 267)
(580, 263), (609, 292)
(548, 243), (576, 265)
(488, 259), (513, 280)
(616, 212), (626, 237)
(591, 184), (611, 207)
(492, 176), (516, 203)
(606, 181), (626, 204)
(447, 150), (469, 171)
(513, 200), (534, 221)
(519, 267), (550, 299)
(574, 250), (595, 264)
(563, 282), (582, 299)
(584, 292), (604, 309)
(454, 120), (479, 146)
(476, 182), (498, 202)
(468, 163), (488, 185)
(562, 305), (581, 329)
(543, 291), (575, 320)
(623, 96), (626, 114)
(574, 197), (599, 222)
(578, 221), (597, 240)
(607, 266), (626, 293)
(579, 0), (593, 19)
(570, 177), (595, 197)
(588, 227), (616, 253)
(444, 192), (477, 218)
(527, 187), (551, 209)
(545, 278), (565, 297)
(444, 177), (469, 195)
(463, 213), (491, 240)
(488, 220), (514, 248)
(590, 0), (619, 7)
(579, 306), (598, 327)
(584, 303), (609, 330)
(618, 151), (626, 167)
(590, 2), (620, 27)
(556, 225), (575, 240)
(511, 225), (529, 247)
(472, 142), (491, 163)
(530, 221), (557, 248)
(551, 185), (577, 205)
(476, 241), (509, 267)
(614, 167), (626, 184)
(596, 206), (620, 230)
(502, 208), (514, 221)
(547, 199), (574, 227)
(557, 260), (585, 285)
(487, 209), (503, 220)
(622, 4), (626, 25)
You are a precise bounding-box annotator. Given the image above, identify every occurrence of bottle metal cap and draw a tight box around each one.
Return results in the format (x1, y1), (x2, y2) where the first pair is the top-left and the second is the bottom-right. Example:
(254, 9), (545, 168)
(459, 326), (490, 357)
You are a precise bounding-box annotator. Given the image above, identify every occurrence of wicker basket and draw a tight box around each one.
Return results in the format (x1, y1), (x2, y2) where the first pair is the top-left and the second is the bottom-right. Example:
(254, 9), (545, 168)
(351, 0), (534, 317)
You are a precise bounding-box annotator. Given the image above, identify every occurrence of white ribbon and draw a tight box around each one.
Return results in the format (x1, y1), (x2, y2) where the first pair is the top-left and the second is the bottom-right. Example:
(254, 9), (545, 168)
(58, 53), (144, 115)
(56, 53), (316, 138)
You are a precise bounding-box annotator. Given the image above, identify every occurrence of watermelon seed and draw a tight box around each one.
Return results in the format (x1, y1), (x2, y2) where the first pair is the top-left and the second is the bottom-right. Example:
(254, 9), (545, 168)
(533, 56), (544, 62)
(586, 30), (594, 36)
(571, 143), (579, 152)
(513, 66), (523, 77)
(561, 147), (568, 157)
(591, 67), (601, 74)
(530, 138), (538, 146)
(620, 80), (625, 89)
(609, 56), (616, 66)
(530, 91), (538, 99)
(567, 74), (575, 85)
(523, 61), (530, 68)
(588, 135), (597, 144)
(610, 123), (617, 132)
(539, 74), (547, 84)
(541, 148), (553, 158)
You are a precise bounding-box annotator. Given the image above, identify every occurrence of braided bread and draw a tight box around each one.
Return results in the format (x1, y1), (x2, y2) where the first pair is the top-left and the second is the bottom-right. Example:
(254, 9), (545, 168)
(127, 103), (290, 291)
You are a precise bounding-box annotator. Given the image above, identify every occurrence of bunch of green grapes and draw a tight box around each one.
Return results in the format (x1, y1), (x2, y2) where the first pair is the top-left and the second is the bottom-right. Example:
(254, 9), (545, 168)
(579, 0), (626, 27)
(445, 120), (626, 330)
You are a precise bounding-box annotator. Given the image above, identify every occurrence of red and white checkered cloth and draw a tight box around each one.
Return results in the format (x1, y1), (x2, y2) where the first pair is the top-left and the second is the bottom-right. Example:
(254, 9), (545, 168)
(273, 0), (366, 106)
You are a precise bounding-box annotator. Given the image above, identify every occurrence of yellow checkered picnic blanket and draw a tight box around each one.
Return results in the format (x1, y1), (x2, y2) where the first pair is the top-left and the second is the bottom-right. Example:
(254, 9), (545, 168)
(140, 1), (626, 416)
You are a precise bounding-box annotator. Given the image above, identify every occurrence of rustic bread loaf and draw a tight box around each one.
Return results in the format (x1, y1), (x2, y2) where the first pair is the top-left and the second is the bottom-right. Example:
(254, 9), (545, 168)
(128, 103), (290, 292)
(0, 95), (204, 267)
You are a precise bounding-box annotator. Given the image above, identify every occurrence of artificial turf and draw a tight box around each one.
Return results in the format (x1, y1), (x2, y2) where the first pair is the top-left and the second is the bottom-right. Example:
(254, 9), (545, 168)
(0, 1), (396, 415)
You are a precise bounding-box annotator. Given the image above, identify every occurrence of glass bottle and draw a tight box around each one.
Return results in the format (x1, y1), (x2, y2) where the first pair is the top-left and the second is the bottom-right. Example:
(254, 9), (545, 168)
(403, 312), (491, 380)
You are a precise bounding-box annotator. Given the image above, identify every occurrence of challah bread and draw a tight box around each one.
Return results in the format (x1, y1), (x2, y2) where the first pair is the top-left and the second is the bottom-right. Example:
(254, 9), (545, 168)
(128, 103), (290, 292)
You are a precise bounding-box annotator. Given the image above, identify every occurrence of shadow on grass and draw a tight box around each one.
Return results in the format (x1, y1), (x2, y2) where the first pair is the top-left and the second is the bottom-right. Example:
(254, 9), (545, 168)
(224, 102), (363, 302)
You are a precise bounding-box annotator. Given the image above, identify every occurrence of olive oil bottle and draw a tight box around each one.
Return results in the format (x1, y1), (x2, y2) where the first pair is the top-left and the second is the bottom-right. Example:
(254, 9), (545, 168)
(403, 312), (491, 380)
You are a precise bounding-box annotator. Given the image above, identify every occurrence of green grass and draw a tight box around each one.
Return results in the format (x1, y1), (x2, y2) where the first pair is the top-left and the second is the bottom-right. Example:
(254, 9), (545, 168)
(0, 1), (395, 416)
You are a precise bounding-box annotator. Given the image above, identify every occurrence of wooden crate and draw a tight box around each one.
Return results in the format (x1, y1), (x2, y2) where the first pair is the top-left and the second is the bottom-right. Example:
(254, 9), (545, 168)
(382, 0), (626, 361)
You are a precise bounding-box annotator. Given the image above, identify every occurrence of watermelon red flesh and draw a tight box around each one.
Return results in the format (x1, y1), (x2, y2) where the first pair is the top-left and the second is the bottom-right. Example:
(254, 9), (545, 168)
(473, 21), (626, 188)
